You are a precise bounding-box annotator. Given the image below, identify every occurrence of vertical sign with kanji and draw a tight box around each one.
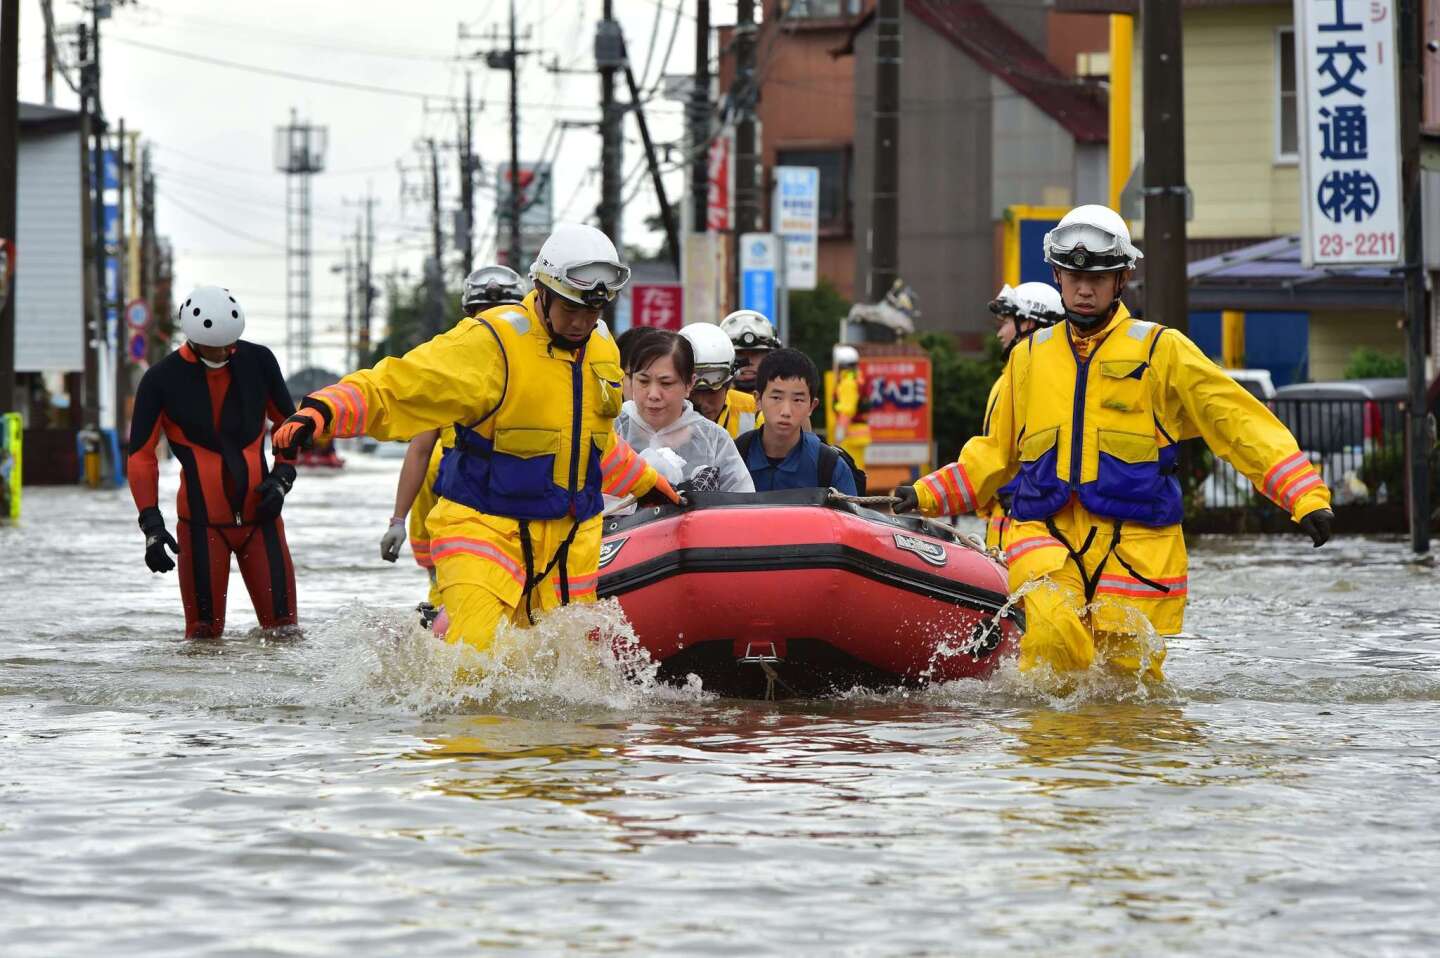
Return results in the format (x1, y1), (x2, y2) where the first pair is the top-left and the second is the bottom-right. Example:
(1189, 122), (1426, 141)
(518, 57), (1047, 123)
(1295, 0), (1403, 265)
(631, 283), (684, 331)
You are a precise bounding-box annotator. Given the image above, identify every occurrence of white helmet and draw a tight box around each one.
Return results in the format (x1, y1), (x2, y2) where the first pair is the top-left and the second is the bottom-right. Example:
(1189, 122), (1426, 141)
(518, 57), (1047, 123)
(463, 264), (525, 311)
(679, 322), (736, 391)
(719, 309), (779, 351)
(1043, 204), (1142, 272)
(833, 344), (860, 367)
(529, 222), (630, 308)
(179, 286), (245, 347)
(989, 282), (1065, 327)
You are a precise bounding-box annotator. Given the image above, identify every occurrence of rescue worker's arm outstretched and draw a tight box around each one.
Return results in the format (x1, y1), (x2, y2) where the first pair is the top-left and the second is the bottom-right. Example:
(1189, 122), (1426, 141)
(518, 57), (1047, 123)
(599, 433), (679, 504)
(897, 363), (1022, 516)
(276, 321), (506, 453)
(1153, 331), (1333, 542)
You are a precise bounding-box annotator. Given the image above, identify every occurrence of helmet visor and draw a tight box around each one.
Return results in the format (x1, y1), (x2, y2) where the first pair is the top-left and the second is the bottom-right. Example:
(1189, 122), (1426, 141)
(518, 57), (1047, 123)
(732, 328), (779, 350)
(692, 364), (734, 392)
(1045, 222), (1132, 271)
(564, 260), (631, 296)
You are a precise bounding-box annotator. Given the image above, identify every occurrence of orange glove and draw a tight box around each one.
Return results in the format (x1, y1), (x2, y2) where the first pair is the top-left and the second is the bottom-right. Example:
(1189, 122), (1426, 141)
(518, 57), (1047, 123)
(273, 407), (326, 459)
(639, 473), (683, 507)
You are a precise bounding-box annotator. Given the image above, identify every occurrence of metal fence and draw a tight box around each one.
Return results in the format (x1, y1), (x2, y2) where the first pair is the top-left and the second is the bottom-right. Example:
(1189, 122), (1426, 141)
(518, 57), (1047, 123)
(1194, 398), (1408, 515)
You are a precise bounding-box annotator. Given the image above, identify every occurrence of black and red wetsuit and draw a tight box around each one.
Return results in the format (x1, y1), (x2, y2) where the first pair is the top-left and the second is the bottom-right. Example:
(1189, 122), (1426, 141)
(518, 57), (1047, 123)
(128, 342), (299, 638)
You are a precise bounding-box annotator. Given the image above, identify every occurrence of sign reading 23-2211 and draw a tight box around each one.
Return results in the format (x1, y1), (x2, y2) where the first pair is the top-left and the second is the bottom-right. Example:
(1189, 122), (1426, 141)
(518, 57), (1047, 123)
(1294, 0), (1402, 266)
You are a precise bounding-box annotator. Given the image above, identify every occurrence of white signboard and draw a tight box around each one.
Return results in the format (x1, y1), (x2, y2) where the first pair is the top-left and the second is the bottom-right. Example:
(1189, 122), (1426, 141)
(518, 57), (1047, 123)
(1295, 0), (1403, 266)
(771, 166), (819, 290)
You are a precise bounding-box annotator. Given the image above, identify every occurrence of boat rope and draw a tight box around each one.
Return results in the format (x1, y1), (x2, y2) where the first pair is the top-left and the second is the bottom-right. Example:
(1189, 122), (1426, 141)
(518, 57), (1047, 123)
(826, 490), (901, 508)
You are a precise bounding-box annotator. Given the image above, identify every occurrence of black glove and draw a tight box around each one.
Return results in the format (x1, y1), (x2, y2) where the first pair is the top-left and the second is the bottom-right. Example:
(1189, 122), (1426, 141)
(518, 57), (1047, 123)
(1299, 508), (1333, 548)
(138, 507), (179, 574)
(255, 472), (292, 521)
(892, 485), (920, 514)
(677, 465), (721, 495)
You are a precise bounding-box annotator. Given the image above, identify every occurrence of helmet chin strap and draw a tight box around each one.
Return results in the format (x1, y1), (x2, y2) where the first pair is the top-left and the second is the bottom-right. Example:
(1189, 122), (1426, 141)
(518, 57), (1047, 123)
(538, 287), (593, 352)
(200, 356), (229, 369)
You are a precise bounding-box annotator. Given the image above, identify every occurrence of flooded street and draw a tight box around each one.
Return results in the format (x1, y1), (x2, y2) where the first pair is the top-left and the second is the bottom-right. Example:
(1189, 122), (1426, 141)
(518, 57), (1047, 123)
(3, 455), (1438, 956)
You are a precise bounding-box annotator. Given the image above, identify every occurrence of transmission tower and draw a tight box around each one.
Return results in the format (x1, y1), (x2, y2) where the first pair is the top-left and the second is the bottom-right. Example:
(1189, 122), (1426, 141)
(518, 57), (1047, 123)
(274, 110), (327, 373)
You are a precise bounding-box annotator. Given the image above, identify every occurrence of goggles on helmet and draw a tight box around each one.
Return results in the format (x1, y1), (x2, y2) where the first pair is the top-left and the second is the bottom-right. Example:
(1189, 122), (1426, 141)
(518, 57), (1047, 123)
(1044, 222), (1133, 272)
(732, 329), (779, 350)
(691, 364), (735, 392)
(538, 259), (632, 308)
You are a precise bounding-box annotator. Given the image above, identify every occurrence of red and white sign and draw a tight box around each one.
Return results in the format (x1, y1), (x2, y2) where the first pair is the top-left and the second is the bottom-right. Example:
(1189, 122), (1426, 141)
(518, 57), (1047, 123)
(631, 283), (684, 331)
(861, 356), (932, 444)
(707, 130), (731, 232)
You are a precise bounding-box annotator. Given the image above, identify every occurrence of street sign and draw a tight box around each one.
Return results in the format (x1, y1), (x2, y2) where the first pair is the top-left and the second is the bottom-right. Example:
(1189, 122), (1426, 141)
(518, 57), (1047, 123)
(128, 332), (147, 362)
(771, 166), (819, 290)
(124, 298), (151, 330)
(1294, 0), (1403, 266)
(739, 232), (778, 321)
(631, 283), (683, 330)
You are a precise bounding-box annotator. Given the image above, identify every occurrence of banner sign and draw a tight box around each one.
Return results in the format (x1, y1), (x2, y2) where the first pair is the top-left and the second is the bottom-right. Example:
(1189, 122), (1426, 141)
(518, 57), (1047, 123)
(861, 356), (932, 445)
(1295, 0), (1403, 266)
(630, 283), (683, 330)
(707, 130), (732, 232)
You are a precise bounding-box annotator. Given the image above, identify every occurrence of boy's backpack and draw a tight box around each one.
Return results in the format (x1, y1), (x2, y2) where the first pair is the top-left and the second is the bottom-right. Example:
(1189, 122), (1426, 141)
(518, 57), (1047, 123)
(734, 430), (868, 497)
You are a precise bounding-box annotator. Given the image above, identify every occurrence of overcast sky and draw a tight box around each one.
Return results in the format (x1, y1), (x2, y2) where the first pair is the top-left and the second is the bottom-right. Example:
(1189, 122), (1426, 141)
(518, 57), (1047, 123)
(14, 0), (738, 373)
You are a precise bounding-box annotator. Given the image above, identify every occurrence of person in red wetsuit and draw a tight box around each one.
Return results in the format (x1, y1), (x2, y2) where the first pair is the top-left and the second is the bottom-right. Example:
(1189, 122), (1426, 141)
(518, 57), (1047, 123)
(128, 286), (299, 638)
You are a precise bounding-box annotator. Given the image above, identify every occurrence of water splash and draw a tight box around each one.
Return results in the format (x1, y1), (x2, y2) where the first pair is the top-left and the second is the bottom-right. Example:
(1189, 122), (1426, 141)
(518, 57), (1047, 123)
(306, 598), (712, 719)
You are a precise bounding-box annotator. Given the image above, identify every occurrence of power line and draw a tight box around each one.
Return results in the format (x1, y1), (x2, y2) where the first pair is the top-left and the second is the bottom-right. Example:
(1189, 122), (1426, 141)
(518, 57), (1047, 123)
(161, 191), (288, 250)
(107, 35), (464, 103)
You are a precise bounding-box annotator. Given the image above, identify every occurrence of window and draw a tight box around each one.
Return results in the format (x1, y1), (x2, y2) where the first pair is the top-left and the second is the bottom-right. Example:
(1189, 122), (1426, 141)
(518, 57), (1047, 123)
(780, 0), (861, 20)
(775, 147), (850, 234)
(1277, 28), (1299, 161)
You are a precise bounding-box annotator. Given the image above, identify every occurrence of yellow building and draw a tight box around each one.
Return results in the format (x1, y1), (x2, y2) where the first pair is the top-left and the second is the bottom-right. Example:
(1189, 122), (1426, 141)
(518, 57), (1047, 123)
(1125, 3), (1405, 385)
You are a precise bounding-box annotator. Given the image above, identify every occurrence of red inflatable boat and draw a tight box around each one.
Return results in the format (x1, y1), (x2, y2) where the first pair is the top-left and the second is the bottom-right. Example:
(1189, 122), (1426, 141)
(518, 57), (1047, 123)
(598, 489), (1021, 698)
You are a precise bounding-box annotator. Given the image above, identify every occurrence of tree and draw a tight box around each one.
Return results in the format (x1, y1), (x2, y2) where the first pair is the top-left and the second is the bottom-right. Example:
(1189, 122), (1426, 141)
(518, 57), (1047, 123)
(372, 276), (463, 363)
(1343, 346), (1406, 380)
(917, 333), (1004, 463)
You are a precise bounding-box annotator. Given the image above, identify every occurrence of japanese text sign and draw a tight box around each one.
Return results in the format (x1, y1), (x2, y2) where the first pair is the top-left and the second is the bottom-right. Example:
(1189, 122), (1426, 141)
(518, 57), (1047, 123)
(861, 357), (932, 444)
(1295, 0), (1402, 265)
(631, 283), (683, 331)
(771, 166), (819, 291)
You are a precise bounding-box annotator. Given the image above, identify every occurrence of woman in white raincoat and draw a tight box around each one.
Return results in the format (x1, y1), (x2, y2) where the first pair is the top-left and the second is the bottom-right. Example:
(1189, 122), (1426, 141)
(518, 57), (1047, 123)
(615, 330), (755, 494)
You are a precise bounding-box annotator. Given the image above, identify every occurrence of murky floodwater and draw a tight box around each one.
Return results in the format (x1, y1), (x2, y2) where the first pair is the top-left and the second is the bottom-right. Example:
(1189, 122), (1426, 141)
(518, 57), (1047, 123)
(3, 454), (1438, 956)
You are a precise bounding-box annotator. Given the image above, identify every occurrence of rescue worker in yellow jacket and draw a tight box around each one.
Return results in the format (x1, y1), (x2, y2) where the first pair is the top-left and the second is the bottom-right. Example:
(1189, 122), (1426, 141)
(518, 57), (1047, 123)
(978, 282), (1067, 549)
(379, 265), (527, 619)
(277, 223), (679, 651)
(678, 322), (760, 439)
(831, 345), (872, 471)
(893, 205), (1334, 681)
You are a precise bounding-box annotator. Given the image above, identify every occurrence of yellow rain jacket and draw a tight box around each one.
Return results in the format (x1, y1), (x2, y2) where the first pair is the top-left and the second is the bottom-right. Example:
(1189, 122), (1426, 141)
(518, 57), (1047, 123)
(833, 368), (872, 469)
(910, 304), (1330, 675)
(716, 388), (760, 439)
(306, 292), (665, 649)
(977, 376), (1009, 551)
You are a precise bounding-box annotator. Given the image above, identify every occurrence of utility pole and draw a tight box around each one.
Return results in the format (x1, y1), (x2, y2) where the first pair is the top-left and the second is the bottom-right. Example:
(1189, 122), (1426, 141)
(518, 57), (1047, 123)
(508, 0), (521, 267)
(426, 137), (446, 337)
(689, 0), (710, 234)
(0, 0), (19, 414)
(360, 191), (374, 364)
(597, 2), (624, 250)
(732, 0), (760, 298)
(460, 71), (475, 275)
(868, 0), (900, 302)
(113, 118), (128, 448)
(40, 0), (55, 106)
(466, 9), (530, 269)
(1141, 0), (1188, 334)
(80, 19), (102, 438)
(1398, 0), (1430, 555)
